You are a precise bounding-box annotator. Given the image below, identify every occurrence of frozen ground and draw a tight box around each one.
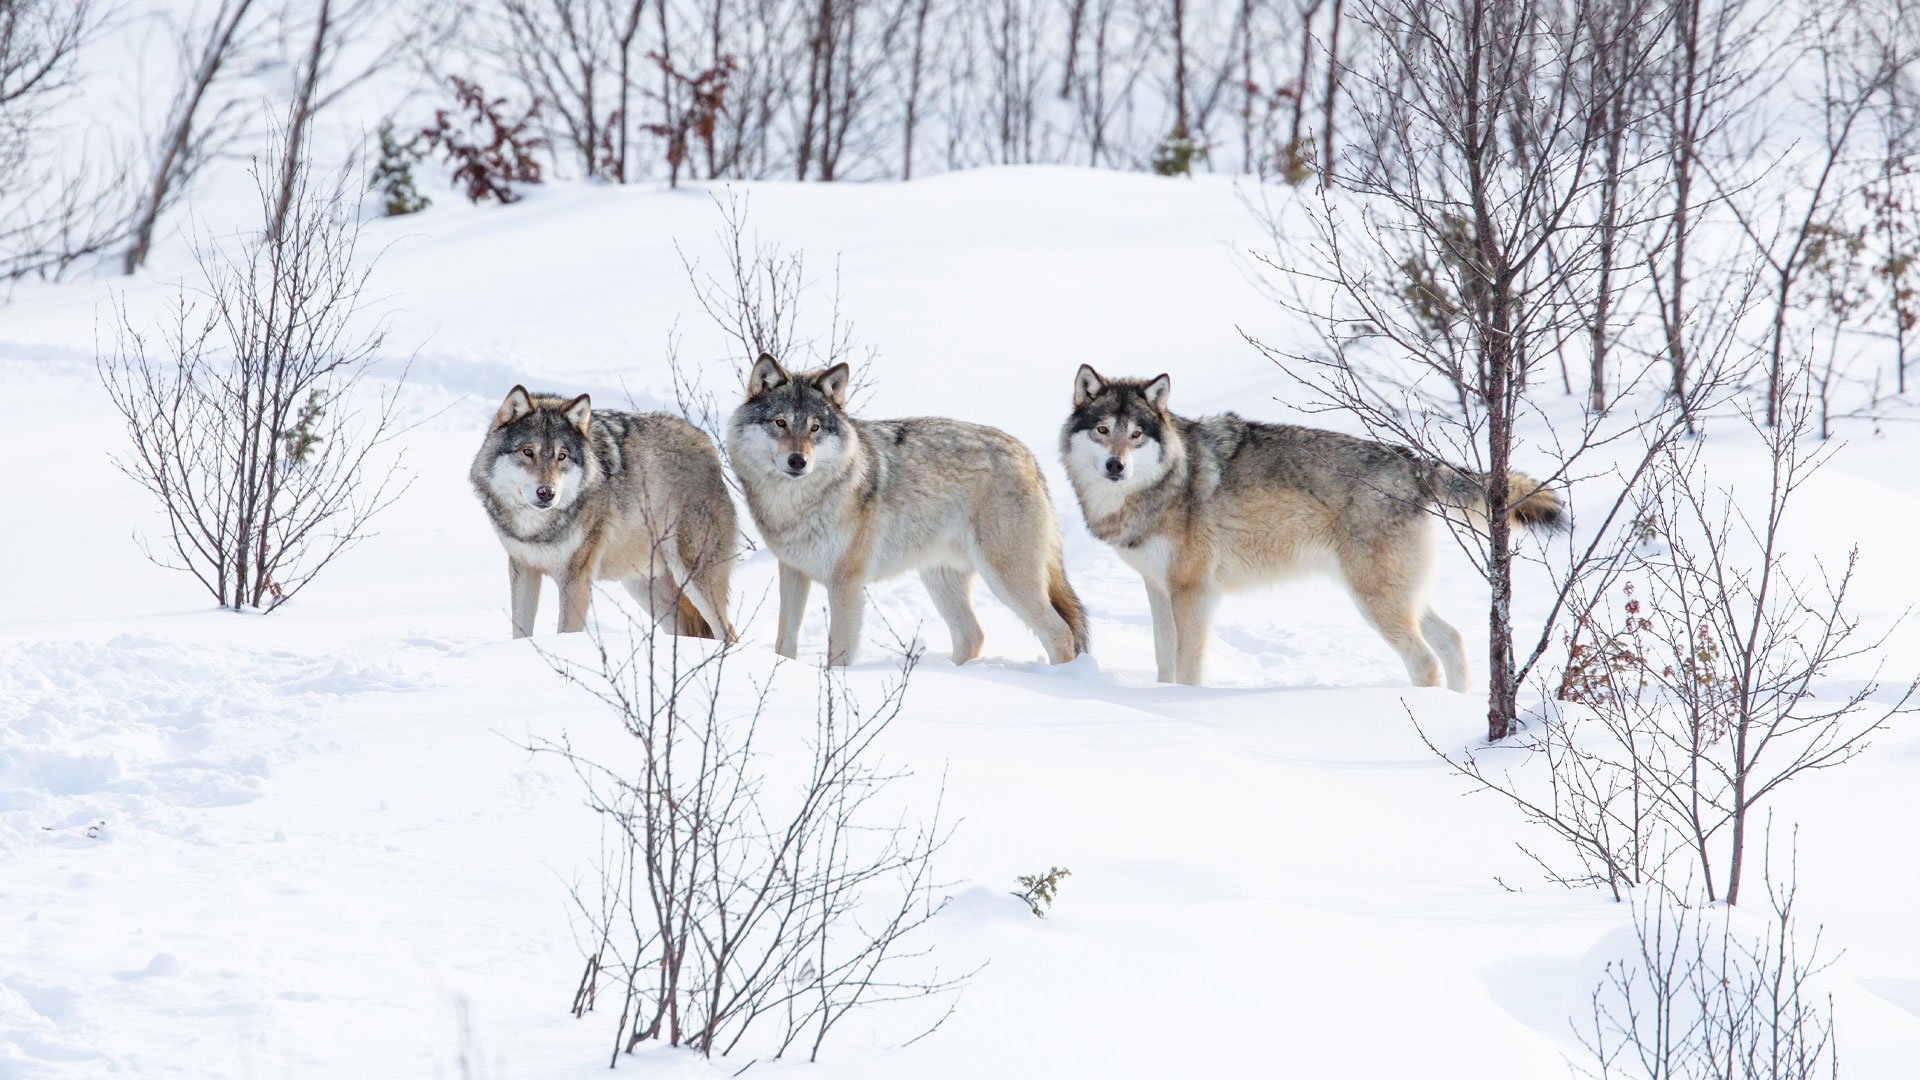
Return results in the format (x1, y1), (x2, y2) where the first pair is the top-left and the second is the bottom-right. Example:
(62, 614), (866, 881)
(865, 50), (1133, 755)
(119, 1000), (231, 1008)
(2, 169), (1917, 1077)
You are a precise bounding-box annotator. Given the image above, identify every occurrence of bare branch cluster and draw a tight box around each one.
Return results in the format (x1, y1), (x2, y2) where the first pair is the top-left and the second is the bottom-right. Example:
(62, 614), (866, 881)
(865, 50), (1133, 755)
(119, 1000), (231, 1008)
(1574, 843), (1839, 1080)
(531, 608), (967, 1065)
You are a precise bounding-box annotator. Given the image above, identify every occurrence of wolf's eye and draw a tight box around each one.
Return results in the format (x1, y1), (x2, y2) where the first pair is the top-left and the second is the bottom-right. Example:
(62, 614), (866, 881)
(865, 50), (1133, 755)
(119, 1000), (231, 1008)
(808, 420), (820, 434)
(773, 418), (788, 429)
(520, 447), (535, 459)
(556, 450), (569, 462)
(1096, 424), (1110, 436)
(1130, 430), (1145, 442)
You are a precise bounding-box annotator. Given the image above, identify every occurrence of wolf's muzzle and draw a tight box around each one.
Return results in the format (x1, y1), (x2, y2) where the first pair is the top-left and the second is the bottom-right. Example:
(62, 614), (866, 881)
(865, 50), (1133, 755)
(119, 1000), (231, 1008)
(535, 485), (556, 507)
(1104, 456), (1126, 480)
(785, 453), (809, 475)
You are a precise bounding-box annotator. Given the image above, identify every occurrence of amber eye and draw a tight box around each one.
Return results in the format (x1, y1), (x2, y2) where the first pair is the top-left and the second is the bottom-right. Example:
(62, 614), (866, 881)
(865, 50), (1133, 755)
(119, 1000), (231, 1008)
(1130, 430), (1145, 442)
(773, 418), (788, 429)
(556, 450), (569, 462)
(520, 447), (535, 459)
(1095, 424), (1110, 436)
(808, 420), (820, 434)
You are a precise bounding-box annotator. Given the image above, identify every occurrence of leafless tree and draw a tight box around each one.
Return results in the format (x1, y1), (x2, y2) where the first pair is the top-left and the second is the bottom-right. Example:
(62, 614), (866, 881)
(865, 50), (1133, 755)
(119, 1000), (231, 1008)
(0, 0), (128, 281)
(531, 605), (967, 1064)
(98, 131), (412, 612)
(1716, 0), (1888, 426)
(1251, 0), (1691, 740)
(1646, 0), (1764, 429)
(494, 0), (647, 179)
(1442, 384), (1915, 903)
(124, 0), (258, 275)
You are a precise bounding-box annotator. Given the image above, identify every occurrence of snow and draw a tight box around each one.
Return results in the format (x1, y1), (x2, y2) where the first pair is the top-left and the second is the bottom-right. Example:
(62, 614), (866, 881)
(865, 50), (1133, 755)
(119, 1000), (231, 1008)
(2, 167), (1918, 1078)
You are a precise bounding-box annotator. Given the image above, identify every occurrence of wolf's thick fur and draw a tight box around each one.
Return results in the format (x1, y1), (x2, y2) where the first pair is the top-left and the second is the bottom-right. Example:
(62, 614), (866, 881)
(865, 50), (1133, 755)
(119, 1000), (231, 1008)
(728, 354), (1088, 667)
(471, 386), (737, 640)
(1060, 365), (1565, 688)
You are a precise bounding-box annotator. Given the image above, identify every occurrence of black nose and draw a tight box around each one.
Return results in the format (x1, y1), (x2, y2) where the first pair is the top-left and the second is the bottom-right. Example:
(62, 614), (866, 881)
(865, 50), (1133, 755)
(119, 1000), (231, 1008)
(1105, 456), (1125, 478)
(787, 453), (808, 472)
(535, 485), (555, 504)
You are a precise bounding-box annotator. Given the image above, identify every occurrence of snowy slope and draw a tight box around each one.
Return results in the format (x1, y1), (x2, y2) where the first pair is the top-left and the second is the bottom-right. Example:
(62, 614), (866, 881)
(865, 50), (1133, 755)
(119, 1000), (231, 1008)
(2, 170), (1917, 1078)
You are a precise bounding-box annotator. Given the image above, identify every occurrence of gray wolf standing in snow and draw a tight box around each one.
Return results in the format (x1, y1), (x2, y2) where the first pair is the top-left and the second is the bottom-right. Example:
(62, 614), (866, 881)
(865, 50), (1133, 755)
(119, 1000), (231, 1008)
(1059, 365), (1565, 688)
(470, 386), (737, 640)
(727, 354), (1089, 667)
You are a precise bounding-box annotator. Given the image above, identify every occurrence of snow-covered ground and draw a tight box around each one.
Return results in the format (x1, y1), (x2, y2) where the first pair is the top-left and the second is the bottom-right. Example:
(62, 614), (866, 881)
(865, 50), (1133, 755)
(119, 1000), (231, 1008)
(3, 169), (1917, 1078)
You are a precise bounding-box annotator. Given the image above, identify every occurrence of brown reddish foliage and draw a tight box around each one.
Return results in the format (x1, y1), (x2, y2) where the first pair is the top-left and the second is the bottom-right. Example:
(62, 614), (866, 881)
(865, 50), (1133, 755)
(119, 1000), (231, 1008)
(420, 75), (547, 204)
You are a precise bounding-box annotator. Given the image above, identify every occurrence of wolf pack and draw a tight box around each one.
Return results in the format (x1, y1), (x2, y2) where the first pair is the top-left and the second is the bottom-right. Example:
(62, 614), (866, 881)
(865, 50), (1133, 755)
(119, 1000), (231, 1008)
(471, 355), (1566, 689)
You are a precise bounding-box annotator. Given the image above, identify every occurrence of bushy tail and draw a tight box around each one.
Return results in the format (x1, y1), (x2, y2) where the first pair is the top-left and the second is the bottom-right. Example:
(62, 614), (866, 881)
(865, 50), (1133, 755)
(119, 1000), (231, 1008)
(1433, 468), (1568, 533)
(1047, 557), (1091, 657)
(677, 595), (716, 639)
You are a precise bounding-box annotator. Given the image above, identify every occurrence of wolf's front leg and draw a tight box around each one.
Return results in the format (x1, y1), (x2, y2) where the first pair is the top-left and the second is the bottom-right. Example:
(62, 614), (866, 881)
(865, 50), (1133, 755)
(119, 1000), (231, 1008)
(1169, 581), (1217, 686)
(1145, 582), (1176, 682)
(556, 573), (594, 633)
(775, 564), (811, 659)
(824, 579), (865, 667)
(509, 558), (542, 639)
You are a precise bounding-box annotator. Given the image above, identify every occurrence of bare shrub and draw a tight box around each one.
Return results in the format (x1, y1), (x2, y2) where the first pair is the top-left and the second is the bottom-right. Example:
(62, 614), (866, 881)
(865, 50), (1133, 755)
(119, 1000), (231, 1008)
(1573, 843), (1839, 1079)
(97, 131), (411, 612)
(532, 608), (967, 1065)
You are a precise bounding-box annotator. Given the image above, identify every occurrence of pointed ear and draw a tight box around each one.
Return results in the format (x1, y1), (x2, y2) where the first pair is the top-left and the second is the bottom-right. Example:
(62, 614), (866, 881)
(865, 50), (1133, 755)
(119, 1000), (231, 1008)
(1143, 373), (1171, 410)
(816, 363), (851, 408)
(562, 393), (591, 434)
(747, 353), (789, 398)
(1073, 364), (1106, 408)
(494, 385), (535, 429)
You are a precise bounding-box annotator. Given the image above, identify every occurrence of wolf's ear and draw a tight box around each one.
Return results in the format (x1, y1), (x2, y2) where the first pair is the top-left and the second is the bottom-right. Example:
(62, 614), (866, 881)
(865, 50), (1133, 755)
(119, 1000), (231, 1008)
(562, 393), (592, 434)
(747, 353), (789, 398)
(816, 363), (852, 408)
(1073, 364), (1106, 408)
(1143, 373), (1171, 410)
(494, 385), (535, 429)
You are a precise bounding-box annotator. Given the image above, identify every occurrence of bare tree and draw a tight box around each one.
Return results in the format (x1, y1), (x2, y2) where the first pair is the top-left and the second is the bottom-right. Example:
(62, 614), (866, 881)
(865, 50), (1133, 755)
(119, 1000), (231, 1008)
(0, 0), (128, 281)
(1443, 384), (1915, 903)
(1716, 1), (1888, 426)
(1252, 0), (1686, 740)
(98, 132), (412, 612)
(124, 0), (258, 275)
(532, 607), (967, 1064)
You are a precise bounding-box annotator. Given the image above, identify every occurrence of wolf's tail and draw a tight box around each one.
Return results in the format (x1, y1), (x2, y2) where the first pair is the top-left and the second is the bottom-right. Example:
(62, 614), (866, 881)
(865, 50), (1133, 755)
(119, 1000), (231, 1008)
(677, 595), (717, 639)
(1047, 556), (1091, 657)
(1432, 468), (1568, 533)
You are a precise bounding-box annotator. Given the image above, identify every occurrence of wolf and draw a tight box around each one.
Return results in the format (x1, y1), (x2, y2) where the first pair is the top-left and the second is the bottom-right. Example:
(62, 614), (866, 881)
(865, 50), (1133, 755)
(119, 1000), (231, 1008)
(471, 386), (737, 640)
(727, 354), (1088, 668)
(1060, 365), (1565, 688)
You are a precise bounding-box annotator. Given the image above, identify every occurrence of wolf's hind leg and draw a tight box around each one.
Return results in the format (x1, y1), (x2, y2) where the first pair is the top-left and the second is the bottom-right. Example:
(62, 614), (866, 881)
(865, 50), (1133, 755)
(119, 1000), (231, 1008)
(1349, 587), (1443, 687)
(1421, 609), (1469, 691)
(623, 577), (681, 626)
(508, 558), (542, 638)
(977, 558), (1076, 665)
(920, 566), (984, 664)
(676, 555), (736, 643)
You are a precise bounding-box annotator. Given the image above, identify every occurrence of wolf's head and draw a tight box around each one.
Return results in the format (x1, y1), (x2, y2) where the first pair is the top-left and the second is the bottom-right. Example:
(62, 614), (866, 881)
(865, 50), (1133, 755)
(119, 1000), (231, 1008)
(1062, 364), (1173, 490)
(729, 354), (853, 480)
(479, 386), (594, 514)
